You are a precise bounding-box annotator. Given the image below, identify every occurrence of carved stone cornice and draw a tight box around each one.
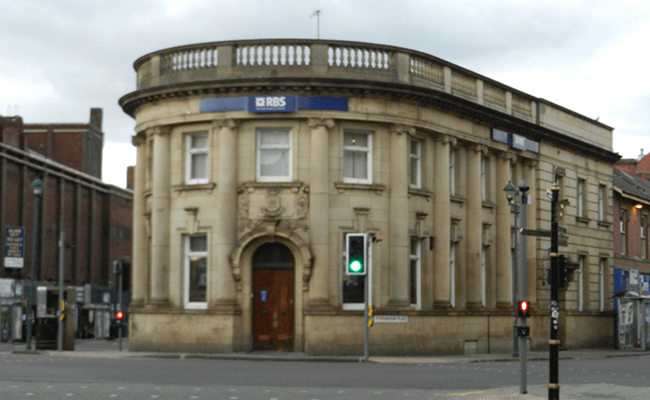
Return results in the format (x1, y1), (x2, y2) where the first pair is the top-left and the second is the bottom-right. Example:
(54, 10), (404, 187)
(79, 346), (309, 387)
(307, 117), (335, 130)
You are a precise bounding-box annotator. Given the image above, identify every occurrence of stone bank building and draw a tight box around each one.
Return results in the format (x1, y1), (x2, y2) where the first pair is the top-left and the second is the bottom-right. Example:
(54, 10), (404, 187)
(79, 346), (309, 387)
(120, 39), (619, 355)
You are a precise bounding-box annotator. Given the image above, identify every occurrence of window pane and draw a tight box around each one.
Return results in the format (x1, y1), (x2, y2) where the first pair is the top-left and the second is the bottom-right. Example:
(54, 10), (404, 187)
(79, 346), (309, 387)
(344, 132), (368, 148)
(191, 153), (208, 179)
(343, 275), (365, 304)
(191, 134), (208, 149)
(410, 259), (417, 305)
(190, 235), (207, 252)
(410, 140), (419, 156)
(410, 158), (419, 186)
(260, 148), (289, 177)
(353, 151), (367, 178)
(260, 130), (289, 145)
(189, 256), (206, 302)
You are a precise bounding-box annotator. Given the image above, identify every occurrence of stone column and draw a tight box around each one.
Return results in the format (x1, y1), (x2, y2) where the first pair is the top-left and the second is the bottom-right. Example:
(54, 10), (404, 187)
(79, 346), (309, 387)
(149, 126), (171, 307)
(496, 152), (514, 307)
(466, 144), (485, 308)
(433, 135), (454, 307)
(131, 133), (148, 307)
(213, 119), (240, 310)
(307, 118), (334, 307)
(524, 160), (538, 303)
(387, 124), (413, 308)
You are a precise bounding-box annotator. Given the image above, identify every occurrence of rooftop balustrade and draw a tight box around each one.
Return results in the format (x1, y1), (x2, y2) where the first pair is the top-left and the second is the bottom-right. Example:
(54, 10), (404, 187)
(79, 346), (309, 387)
(124, 39), (614, 155)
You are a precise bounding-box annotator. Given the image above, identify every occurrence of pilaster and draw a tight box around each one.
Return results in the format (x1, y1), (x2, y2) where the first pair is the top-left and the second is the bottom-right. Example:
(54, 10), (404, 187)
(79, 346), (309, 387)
(466, 144), (486, 308)
(496, 152), (515, 308)
(433, 134), (454, 307)
(131, 133), (148, 307)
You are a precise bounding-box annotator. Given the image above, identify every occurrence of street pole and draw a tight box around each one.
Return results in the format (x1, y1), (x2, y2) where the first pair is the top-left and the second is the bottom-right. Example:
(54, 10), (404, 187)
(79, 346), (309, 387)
(518, 182), (529, 395)
(118, 262), (123, 351)
(512, 198), (519, 358)
(25, 178), (43, 351)
(549, 182), (561, 400)
(57, 231), (65, 352)
(363, 234), (371, 362)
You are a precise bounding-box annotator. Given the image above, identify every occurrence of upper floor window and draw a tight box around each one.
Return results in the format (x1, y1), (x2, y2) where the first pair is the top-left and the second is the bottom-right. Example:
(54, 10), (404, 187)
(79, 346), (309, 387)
(185, 132), (209, 184)
(642, 214), (647, 259)
(620, 209), (627, 255)
(598, 184), (606, 221)
(481, 156), (489, 202)
(184, 234), (208, 309)
(343, 131), (372, 184)
(449, 148), (457, 196)
(409, 237), (421, 309)
(409, 139), (422, 189)
(577, 178), (586, 218)
(257, 128), (292, 182)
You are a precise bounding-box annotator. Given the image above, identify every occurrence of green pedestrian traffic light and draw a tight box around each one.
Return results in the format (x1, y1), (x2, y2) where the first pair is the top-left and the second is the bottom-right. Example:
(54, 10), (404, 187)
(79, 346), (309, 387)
(346, 233), (367, 276)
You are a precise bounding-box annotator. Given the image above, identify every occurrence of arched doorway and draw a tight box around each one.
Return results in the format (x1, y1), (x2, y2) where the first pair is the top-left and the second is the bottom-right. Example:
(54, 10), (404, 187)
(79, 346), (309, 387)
(252, 242), (295, 351)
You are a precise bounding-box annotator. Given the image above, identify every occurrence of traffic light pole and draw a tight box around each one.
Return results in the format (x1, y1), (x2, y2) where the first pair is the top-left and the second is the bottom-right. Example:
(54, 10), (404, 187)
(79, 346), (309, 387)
(549, 182), (560, 400)
(57, 231), (65, 352)
(518, 184), (529, 395)
(363, 234), (372, 362)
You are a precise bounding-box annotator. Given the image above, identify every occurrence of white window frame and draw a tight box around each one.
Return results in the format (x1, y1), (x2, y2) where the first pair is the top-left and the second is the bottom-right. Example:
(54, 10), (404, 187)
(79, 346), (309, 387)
(409, 138), (422, 189)
(599, 258), (605, 312)
(481, 246), (487, 307)
(409, 237), (422, 309)
(185, 131), (209, 185)
(598, 184), (606, 221)
(620, 209), (627, 255)
(480, 156), (488, 202)
(578, 255), (585, 312)
(184, 234), (208, 310)
(641, 214), (647, 259)
(343, 131), (372, 184)
(577, 178), (586, 218)
(256, 128), (292, 182)
(450, 242), (456, 308)
(449, 148), (456, 196)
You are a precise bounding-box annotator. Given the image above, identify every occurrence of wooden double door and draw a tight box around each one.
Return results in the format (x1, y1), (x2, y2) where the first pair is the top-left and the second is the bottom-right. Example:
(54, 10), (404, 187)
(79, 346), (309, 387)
(252, 243), (294, 351)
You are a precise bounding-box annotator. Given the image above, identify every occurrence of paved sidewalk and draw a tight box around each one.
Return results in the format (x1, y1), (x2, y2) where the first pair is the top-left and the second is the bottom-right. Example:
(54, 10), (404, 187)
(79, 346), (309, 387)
(2, 339), (649, 399)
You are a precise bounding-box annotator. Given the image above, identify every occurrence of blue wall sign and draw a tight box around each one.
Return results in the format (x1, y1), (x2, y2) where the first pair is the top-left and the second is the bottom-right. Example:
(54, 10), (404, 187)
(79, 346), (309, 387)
(4, 227), (24, 269)
(491, 128), (539, 154)
(260, 290), (268, 302)
(200, 96), (348, 114)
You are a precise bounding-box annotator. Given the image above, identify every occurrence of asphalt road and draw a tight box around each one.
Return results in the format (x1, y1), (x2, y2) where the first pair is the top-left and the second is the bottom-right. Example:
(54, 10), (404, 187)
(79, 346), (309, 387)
(1, 352), (649, 399)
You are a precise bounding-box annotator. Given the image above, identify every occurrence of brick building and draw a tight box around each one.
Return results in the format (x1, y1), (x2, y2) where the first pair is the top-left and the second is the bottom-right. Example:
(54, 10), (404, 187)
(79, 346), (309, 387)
(0, 109), (132, 341)
(613, 159), (650, 294)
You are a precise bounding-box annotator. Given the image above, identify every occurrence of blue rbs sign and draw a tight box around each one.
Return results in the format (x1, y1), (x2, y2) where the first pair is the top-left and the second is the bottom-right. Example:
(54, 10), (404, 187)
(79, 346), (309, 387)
(199, 96), (348, 114)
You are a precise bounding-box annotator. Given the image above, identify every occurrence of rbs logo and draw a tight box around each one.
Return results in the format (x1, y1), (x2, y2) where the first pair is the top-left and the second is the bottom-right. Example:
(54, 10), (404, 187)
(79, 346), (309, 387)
(255, 96), (286, 108)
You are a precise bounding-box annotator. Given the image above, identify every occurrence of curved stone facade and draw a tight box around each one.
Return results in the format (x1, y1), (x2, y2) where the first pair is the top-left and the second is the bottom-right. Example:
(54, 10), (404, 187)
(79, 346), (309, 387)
(120, 39), (618, 355)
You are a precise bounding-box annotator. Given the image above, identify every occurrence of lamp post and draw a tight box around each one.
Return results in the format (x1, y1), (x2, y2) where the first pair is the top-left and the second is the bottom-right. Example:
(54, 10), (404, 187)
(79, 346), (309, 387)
(25, 178), (44, 351)
(503, 182), (519, 357)
(504, 180), (530, 394)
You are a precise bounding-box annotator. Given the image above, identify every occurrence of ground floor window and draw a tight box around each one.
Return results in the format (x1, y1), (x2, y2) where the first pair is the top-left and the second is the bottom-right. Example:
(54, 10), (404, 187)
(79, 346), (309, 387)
(184, 234), (208, 309)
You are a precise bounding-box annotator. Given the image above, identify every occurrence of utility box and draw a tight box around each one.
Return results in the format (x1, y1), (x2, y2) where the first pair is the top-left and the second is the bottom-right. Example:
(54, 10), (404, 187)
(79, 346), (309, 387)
(614, 291), (650, 351)
(35, 287), (75, 350)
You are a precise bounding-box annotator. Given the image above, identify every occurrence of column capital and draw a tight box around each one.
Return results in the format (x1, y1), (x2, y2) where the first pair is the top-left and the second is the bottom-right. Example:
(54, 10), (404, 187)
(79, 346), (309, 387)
(498, 151), (517, 163)
(149, 126), (171, 136)
(434, 133), (457, 146)
(389, 124), (415, 136)
(522, 158), (539, 168)
(470, 144), (488, 155)
(213, 118), (241, 130)
(131, 133), (146, 147)
(308, 117), (335, 130)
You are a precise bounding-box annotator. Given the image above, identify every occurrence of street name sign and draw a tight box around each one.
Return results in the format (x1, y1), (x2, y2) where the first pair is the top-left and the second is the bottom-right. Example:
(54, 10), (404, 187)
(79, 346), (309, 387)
(374, 315), (408, 323)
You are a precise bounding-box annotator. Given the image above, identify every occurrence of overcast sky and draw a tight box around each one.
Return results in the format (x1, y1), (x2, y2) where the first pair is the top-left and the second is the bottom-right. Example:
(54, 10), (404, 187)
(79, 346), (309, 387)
(2, 0), (648, 188)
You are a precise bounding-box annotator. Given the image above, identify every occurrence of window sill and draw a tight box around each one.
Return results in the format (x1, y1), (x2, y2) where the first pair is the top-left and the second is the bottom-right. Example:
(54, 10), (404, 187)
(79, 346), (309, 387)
(576, 216), (591, 225)
(172, 182), (217, 194)
(408, 187), (433, 200)
(450, 195), (466, 206)
(598, 220), (612, 228)
(240, 181), (306, 193)
(335, 182), (385, 195)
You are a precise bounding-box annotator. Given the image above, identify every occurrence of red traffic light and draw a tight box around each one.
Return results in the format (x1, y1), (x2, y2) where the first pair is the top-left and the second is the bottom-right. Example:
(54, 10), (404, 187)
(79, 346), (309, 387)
(116, 311), (124, 320)
(518, 300), (531, 318)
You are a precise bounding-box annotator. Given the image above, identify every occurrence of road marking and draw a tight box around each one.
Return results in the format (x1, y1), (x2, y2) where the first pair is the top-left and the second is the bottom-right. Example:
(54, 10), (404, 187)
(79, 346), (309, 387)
(26, 394), (34, 397)
(66, 394), (74, 397)
(110, 395), (118, 398)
